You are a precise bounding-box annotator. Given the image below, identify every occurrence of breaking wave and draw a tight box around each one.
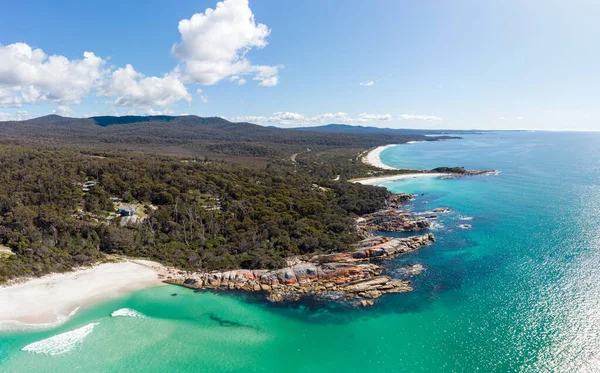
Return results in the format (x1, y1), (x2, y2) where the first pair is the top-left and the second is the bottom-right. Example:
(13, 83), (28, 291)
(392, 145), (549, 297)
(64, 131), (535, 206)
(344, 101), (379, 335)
(21, 322), (99, 355)
(111, 308), (146, 318)
(430, 221), (445, 230)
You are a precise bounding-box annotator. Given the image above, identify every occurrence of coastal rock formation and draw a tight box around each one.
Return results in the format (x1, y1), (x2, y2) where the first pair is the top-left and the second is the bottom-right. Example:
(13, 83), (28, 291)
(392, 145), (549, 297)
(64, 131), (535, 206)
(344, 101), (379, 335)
(360, 208), (431, 232)
(355, 195), (452, 233)
(165, 234), (435, 305)
(165, 192), (440, 306)
(436, 169), (498, 178)
(388, 193), (415, 207)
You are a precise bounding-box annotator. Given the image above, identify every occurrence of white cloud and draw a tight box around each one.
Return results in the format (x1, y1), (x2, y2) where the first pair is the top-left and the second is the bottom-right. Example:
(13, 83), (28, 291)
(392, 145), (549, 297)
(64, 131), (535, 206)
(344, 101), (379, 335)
(357, 113), (392, 122)
(0, 1), (282, 113)
(53, 105), (75, 117)
(84, 107), (178, 117)
(99, 64), (191, 108)
(229, 75), (247, 86)
(0, 43), (193, 110)
(172, 0), (281, 87)
(0, 109), (32, 121)
(229, 111), (394, 126)
(146, 107), (175, 115)
(398, 114), (442, 121)
(0, 43), (106, 107)
(258, 76), (278, 87)
(230, 115), (269, 123)
(312, 112), (352, 123)
(360, 81), (375, 86)
(197, 89), (209, 104)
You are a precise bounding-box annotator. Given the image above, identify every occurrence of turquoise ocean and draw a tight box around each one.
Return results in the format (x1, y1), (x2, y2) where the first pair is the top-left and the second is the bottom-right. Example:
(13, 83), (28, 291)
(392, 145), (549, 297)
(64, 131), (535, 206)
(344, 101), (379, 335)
(2, 131), (600, 372)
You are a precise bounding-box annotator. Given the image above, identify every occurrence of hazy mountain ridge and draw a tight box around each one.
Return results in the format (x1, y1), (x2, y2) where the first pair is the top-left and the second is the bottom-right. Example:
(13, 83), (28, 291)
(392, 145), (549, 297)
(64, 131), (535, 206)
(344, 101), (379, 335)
(293, 123), (485, 135)
(0, 115), (458, 169)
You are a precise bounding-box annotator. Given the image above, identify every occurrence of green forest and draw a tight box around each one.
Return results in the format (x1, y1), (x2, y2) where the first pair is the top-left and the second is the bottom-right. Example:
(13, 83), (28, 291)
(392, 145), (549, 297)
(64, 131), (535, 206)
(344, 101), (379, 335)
(0, 146), (391, 283)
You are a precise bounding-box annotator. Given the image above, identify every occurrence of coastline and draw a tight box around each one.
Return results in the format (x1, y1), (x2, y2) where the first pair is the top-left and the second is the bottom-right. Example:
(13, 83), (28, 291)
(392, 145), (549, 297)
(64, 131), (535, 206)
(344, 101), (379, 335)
(355, 143), (451, 184)
(361, 144), (400, 170)
(351, 172), (451, 185)
(0, 259), (167, 331)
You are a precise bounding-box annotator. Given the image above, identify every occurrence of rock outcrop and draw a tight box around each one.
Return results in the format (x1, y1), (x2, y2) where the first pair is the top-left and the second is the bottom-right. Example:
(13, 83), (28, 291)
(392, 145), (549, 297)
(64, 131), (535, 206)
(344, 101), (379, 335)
(360, 209), (431, 232)
(165, 234), (435, 306)
(439, 169), (498, 178)
(164, 192), (442, 307)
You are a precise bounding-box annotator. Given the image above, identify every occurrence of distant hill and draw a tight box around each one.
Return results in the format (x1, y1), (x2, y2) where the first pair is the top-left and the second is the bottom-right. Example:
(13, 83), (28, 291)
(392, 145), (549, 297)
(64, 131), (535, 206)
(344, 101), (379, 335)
(91, 115), (179, 126)
(0, 115), (458, 162)
(293, 123), (482, 135)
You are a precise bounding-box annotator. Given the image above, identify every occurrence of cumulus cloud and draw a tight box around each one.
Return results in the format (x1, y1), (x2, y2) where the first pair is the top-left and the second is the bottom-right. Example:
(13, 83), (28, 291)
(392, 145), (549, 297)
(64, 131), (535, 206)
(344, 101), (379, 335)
(360, 81), (375, 86)
(231, 115), (269, 123)
(0, 43), (106, 107)
(53, 105), (75, 117)
(0, 43), (193, 110)
(258, 76), (278, 87)
(0, 109), (32, 121)
(398, 114), (442, 121)
(229, 111), (394, 126)
(276, 112), (305, 120)
(146, 107), (175, 115)
(1, 0), (282, 113)
(172, 0), (281, 86)
(358, 113), (392, 122)
(98, 64), (191, 108)
(83, 107), (177, 117)
(312, 112), (352, 123)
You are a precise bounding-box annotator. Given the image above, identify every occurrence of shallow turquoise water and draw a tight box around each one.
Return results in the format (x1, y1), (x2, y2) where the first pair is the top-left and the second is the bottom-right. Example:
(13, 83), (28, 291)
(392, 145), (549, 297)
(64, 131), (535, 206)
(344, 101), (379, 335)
(2, 132), (600, 372)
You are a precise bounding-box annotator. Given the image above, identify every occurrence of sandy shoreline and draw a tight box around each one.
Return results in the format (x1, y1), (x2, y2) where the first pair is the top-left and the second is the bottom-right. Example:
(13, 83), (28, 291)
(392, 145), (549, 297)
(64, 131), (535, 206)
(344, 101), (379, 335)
(0, 260), (167, 331)
(352, 173), (451, 185)
(356, 143), (451, 184)
(361, 144), (400, 170)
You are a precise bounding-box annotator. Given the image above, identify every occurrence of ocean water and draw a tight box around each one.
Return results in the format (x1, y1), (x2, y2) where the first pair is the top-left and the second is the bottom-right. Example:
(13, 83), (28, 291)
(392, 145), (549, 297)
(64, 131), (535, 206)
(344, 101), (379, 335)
(2, 131), (600, 372)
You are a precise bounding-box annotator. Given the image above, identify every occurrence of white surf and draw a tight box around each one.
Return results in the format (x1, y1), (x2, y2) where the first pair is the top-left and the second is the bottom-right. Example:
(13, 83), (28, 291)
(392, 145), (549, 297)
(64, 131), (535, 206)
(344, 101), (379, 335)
(111, 308), (146, 318)
(21, 322), (99, 355)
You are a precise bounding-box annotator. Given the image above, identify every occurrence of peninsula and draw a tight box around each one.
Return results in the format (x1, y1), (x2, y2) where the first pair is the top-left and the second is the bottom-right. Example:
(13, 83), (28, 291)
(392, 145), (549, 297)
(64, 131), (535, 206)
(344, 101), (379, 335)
(0, 115), (485, 328)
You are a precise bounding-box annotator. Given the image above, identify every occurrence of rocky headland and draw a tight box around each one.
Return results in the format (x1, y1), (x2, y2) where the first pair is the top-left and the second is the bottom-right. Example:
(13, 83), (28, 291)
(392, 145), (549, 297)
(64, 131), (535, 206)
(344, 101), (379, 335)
(432, 168), (499, 178)
(164, 233), (434, 306)
(163, 193), (442, 306)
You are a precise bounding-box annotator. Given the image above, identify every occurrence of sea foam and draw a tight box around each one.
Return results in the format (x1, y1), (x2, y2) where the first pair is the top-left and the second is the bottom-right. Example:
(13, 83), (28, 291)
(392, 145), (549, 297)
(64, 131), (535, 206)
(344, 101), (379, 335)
(21, 322), (99, 355)
(111, 308), (146, 318)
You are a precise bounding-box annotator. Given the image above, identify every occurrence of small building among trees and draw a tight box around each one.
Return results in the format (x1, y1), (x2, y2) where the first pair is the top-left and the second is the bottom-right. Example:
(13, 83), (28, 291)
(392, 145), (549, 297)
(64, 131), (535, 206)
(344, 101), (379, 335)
(118, 205), (137, 217)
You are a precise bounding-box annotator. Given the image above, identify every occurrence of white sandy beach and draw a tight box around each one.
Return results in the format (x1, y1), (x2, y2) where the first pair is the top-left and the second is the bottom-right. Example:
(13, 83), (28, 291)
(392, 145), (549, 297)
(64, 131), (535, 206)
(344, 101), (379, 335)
(356, 143), (451, 184)
(361, 144), (400, 170)
(353, 173), (451, 185)
(0, 260), (166, 331)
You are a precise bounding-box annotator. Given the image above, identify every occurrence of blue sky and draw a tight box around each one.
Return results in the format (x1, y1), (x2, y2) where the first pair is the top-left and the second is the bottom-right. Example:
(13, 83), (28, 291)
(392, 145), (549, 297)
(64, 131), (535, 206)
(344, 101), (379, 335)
(0, 0), (598, 130)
